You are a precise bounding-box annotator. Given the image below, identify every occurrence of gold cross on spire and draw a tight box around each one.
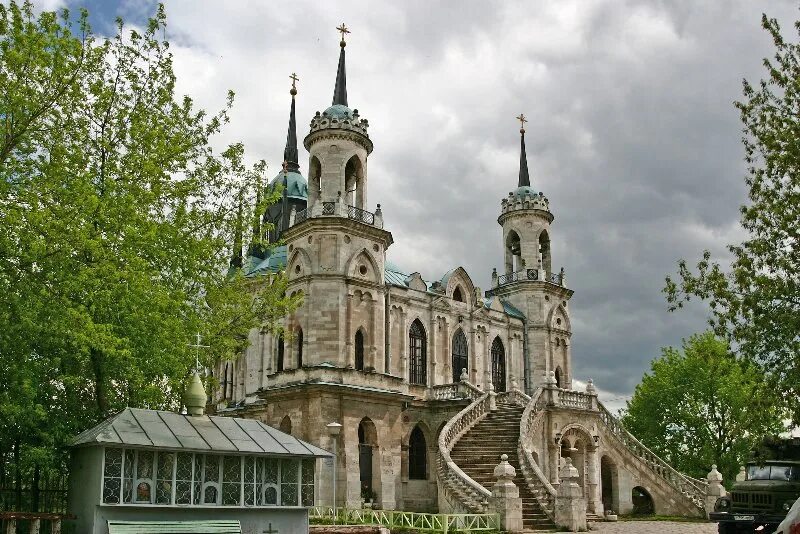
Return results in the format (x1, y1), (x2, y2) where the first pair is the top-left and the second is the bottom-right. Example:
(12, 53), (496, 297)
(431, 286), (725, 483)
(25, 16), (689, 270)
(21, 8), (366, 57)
(516, 113), (528, 133)
(336, 23), (350, 45)
(289, 72), (299, 96)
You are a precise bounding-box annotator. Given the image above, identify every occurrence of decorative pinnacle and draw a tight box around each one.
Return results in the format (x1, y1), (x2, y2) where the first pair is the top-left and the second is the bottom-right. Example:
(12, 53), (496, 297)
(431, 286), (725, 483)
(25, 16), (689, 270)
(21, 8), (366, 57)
(289, 72), (299, 96)
(337, 23), (350, 47)
(516, 113), (528, 134)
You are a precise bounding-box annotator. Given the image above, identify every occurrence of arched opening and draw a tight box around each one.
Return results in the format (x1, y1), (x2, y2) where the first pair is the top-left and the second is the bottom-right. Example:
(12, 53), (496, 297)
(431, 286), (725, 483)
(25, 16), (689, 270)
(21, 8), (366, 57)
(276, 333), (285, 372)
(355, 329), (365, 371)
(491, 337), (506, 392)
(505, 230), (522, 273)
(344, 155), (365, 209)
(358, 418), (379, 503)
(279, 416), (292, 436)
(451, 329), (468, 383)
(296, 328), (303, 368)
(408, 426), (427, 480)
(601, 455), (619, 513)
(555, 366), (563, 388)
(452, 286), (464, 302)
(538, 229), (551, 274)
(632, 486), (655, 515)
(308, 155), (321, 206)
(409, 319), (427, 385)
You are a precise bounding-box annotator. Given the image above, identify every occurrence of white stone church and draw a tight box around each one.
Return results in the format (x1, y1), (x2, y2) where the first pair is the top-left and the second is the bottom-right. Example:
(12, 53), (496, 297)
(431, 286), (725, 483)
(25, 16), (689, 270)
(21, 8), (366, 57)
(216, 30), (710, 529)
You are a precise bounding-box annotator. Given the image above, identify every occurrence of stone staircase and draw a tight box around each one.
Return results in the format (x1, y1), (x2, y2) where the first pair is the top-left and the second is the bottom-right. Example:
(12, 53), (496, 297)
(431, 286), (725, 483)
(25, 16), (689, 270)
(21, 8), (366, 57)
(450, 401), (557, 531)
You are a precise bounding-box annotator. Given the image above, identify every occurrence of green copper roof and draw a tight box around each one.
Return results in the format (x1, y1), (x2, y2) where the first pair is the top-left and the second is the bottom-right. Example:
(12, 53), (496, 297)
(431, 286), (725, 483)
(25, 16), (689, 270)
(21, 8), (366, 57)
(512, 185), (538, 198)
(245, 245), (287, 276)
(270, 171), (308, 200)
(323, 104), (354, 120)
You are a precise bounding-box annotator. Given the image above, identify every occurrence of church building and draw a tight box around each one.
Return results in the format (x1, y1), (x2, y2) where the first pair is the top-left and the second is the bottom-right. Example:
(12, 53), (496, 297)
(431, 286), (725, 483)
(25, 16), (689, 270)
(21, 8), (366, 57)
(216, 26), (708, 527)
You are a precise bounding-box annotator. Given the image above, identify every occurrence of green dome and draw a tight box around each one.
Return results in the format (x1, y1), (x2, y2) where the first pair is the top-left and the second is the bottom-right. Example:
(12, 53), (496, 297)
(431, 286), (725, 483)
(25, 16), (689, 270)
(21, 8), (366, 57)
(323, 104), (354, 120)
(513, 186), (538, 198)
(270, 171), (308, 200)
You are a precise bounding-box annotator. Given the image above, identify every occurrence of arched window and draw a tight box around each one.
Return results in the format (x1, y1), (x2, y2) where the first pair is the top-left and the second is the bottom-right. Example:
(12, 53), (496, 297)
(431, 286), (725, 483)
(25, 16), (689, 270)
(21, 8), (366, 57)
(451, 329), (468, 383)
(452, 286), (464, 302)
(296, 328), (303, 368)
(355, 329), (365, 371)
(491, 337), (506, 392)
(409, 320), (427, 385)
(409, 426), (427, 480)
(276, 333), (285, 372)
(539, 230), (551, 274)
(279, 416), (292, 436)
(506, 230), (522, 272)
(555, 366), (562, 388)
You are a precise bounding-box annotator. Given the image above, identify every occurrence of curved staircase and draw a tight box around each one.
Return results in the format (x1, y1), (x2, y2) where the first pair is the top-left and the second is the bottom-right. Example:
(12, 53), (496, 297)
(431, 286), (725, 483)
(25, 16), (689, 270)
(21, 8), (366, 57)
(449, 401), (557, 531)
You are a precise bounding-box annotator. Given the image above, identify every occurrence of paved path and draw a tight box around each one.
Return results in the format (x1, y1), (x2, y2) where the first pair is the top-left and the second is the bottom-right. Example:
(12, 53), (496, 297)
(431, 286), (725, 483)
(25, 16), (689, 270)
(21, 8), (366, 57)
(580, 521), (717, 533)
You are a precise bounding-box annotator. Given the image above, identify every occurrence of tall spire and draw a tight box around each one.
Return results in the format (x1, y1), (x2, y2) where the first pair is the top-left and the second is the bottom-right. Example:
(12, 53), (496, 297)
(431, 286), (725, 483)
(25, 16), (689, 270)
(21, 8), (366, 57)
(516, 113), (530, 188)
(284, 73), (300, 173)
(247, 184), (264, 259)
(230, 192), (244, 269)
(332, 23), (350, 106)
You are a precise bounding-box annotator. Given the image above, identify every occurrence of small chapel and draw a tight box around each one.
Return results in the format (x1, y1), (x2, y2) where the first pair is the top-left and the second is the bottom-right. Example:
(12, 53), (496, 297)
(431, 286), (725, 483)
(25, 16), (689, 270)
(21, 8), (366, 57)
(216, 25), (711, 529)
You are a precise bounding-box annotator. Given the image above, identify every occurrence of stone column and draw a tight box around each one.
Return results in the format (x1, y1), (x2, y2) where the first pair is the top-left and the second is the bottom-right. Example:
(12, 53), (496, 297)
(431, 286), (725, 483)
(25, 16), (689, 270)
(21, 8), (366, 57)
(587, 445), (602, 515)
(489, 454), (523, 532)
(555, 457), (587, 532)
(345, 292), (353, 367)
(399, 310), (408, 380)
(429, 314), (437, 385)
(705, 464), (727, 518)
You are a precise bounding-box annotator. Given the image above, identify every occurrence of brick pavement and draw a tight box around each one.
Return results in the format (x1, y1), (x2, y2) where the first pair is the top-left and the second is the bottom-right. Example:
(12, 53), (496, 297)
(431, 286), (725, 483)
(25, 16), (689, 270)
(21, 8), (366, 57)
(578, 520), (718, 533)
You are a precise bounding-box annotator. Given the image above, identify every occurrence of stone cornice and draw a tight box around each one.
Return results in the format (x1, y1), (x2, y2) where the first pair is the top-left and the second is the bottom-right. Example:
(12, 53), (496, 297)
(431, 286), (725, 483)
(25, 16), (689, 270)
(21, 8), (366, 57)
(303, 129), (373, 154)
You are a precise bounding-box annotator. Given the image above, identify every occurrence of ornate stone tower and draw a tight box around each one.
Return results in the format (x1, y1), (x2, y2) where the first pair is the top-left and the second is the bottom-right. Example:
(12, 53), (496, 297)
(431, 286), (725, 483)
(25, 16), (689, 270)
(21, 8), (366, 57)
(487, 115), (574, 393)
(283, 25), (393, 373)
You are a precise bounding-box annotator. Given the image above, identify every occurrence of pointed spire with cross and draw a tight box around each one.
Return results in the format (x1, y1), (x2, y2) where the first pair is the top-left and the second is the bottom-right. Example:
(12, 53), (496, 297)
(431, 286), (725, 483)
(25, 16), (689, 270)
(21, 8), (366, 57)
(332, 24), (349, 106)
(337, 23), (350, 46)
(517, 113), (531, 188)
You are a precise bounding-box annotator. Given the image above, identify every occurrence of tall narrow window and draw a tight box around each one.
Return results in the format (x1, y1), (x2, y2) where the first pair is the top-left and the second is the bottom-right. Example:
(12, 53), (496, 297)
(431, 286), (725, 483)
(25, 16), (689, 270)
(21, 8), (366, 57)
(451, 329), (468, 382)
(555, 366), (563, 388)
(355, 330), (365, 371)
(277, 334), (285, 372)
(491, 336), (506, 392)
(408, 426), (427, 480)
(409, 320), (427, 385)
(296, 329), (303, 368)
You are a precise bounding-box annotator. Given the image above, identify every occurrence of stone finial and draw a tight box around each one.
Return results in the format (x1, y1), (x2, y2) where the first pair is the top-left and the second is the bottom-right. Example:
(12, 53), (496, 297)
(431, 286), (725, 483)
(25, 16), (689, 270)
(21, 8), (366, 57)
(736, 466), (746, 482)
(707, 465), (723, 484)
(586, 378), (597, 395)
(374, 203), (384, 228)
(559, 457), (579, 480)
(494, 454), (517, 482)
(545, 370), (557, 386)
(459, 368), (468, 382)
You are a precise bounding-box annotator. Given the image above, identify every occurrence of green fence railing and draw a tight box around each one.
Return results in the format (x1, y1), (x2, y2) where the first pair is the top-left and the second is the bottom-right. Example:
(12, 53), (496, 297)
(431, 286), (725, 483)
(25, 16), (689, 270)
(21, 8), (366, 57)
(309, 507), (500, 532)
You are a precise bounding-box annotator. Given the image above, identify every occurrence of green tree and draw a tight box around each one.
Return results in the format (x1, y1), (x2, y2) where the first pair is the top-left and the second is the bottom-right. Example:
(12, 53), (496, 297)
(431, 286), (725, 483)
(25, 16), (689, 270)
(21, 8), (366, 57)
(0, 1), (298, 482)
(664, 13), (800, 420)
(622, 332), (785, 483)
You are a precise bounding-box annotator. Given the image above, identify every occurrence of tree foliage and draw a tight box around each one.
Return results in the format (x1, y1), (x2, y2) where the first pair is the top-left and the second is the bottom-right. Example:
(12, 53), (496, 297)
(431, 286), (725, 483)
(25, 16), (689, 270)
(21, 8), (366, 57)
(664, 13), (800, 420)
(0, 1), (297, 478)
(622, 332), (786, 483)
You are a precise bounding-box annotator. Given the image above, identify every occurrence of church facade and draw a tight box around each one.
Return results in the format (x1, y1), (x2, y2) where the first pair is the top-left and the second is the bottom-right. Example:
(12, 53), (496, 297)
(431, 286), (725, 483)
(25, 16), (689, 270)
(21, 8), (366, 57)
(216, 30), (709, 523)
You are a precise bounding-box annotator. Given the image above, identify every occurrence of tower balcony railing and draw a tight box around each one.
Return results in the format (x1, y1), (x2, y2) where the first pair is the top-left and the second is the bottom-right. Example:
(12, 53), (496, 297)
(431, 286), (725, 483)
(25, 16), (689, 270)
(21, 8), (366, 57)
(496, 268), (539, 285)
(486, 267), (566, 295)
(289, 200), (384, 229)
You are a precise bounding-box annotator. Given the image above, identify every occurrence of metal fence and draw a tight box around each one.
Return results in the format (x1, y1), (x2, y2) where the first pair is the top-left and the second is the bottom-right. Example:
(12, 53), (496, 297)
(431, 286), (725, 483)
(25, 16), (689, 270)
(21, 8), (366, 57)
(310, 506), (500, 533)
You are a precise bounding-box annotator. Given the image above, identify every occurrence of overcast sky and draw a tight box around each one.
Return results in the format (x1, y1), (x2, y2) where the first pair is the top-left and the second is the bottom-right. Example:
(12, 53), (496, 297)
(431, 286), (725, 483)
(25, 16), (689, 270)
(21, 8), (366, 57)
(47, 0), (799, 410)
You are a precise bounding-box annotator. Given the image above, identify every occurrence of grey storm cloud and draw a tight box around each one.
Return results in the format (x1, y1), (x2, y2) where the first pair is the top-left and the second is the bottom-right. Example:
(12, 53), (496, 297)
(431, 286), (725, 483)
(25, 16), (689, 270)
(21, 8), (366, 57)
(66, 0), (799, 406)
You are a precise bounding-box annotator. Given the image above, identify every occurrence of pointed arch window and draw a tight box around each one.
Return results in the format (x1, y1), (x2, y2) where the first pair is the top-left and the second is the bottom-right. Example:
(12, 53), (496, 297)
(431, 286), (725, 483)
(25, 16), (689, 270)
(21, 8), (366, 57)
(276, 334), (285, 372)
(355, 330), (365, 371)
(409, 319), (427, 385)
(491, 337), (506, 392)
(296, 328), (303, 368)
(409, 426), (427, 480)
(453, 286), (464, 302)
(555, 366), (563, 388)
(451, 329), (468, 383)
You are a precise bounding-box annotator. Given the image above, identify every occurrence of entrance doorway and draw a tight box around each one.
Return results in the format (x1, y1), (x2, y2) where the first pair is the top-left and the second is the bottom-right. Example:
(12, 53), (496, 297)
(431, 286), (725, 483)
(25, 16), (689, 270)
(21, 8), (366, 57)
(358, 418), (379, 503)
(601, 455), (618, 513)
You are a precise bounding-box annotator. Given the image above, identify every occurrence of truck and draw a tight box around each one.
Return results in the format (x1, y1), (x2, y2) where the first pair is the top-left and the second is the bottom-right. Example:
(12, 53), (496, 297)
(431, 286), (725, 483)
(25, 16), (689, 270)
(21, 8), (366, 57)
(710, 438), (800, 534)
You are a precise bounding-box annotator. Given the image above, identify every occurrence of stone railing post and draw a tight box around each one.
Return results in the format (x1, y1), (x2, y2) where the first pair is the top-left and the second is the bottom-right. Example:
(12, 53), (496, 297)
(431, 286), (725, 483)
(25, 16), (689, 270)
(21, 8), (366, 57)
(5, 519), (16, 534)
(736, 466), (746, 482)
(491, 268), (499, 288)
(586, 379), (598, 410)
(555, 458), (587, 532)
(705, 464), (726, 518)
(488, 382), (497, 411)
(374, 204), (384, 229)
(489, 454), (523, 532)
(52, 519), (61, 534)
(289, 205), (296, 227)
(544, 370), (558, 405)
(29, 519), (40, 534)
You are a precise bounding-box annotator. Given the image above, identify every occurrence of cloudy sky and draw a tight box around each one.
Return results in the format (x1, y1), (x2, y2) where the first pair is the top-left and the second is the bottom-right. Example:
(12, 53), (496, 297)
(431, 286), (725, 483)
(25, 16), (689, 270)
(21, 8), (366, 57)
(44, 0), (798, 409)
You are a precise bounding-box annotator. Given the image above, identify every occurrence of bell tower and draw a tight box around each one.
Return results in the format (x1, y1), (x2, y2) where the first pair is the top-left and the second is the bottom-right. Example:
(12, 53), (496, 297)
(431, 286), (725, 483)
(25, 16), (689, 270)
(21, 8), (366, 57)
(487, 115), (574, 394)
(282, 25), (393, 375)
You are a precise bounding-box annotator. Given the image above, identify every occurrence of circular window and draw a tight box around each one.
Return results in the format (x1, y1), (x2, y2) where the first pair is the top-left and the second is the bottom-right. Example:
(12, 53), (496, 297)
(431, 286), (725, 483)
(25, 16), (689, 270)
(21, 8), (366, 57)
(344, 235), (351, 244)
(556, 318), (562, 326)
(373, 244), (379, 252)
(359, 265), (368, 276)
(295, 265), (301, 274)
